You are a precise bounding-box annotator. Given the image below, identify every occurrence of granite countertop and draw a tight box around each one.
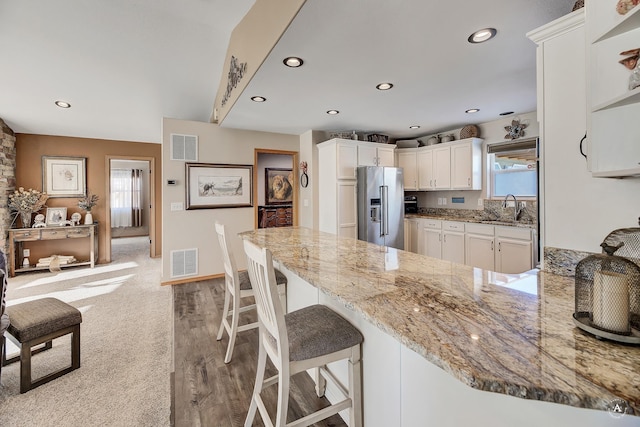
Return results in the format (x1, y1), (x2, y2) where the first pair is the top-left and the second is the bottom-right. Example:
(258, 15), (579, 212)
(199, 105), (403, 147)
(405, 213), (537, 229)
(240, 226), (639, 415)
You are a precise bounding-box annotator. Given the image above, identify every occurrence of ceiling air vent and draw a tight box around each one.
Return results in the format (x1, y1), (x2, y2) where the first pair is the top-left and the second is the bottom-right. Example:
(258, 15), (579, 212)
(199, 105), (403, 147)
(171, 248), (198, 278)
(170, 134), (198, 161)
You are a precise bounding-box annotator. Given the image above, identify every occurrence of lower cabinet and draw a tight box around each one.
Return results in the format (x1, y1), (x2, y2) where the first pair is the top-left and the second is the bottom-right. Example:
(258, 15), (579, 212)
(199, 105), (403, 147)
(405, 218), (536, 274)
(465, 223), (535, 274)
(421, 220), (465, 263)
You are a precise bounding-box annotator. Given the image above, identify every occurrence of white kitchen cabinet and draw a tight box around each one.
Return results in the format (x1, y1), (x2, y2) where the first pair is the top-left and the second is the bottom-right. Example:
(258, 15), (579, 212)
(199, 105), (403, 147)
(404, 218), (420, 253)
(416, 149), (433, 190)
(465, 223), (495, 271)
(395, 138), (482, 191)
(495, 226), (534, 274)
(337, 181), (357, 238)
(422, 219), (442, 258)
(397, 150), (418, 190)
(358, 142), (395, 167)
(421, 219), (465, 263)
(451, 139), (482, 190)
(586, 2), (640, 177)
(318, 139), (359, 237)
(432, 146), (451, 189)
(442, 221), (465, 264)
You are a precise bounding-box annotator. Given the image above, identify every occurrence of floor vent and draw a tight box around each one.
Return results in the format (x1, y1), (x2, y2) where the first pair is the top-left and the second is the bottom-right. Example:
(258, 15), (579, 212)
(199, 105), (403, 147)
(171, 248), (198, 278)
(170, 134), (198, 161)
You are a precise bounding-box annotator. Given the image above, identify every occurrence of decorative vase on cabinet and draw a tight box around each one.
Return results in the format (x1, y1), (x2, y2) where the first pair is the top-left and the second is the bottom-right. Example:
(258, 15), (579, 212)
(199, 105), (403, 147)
(84, 212), (93, 225)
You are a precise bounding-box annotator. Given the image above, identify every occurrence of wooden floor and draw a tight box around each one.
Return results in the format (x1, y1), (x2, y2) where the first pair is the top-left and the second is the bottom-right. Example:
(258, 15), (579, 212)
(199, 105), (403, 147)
(172, 278), (347, 427)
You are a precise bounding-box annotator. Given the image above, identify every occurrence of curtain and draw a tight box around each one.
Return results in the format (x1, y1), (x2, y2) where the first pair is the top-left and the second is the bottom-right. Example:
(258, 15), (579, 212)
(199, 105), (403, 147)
(111, 169), (144, 228)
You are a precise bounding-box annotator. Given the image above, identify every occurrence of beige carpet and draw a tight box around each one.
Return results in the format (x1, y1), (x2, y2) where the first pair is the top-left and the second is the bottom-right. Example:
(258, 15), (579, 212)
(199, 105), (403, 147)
(0, 237), (171, 427)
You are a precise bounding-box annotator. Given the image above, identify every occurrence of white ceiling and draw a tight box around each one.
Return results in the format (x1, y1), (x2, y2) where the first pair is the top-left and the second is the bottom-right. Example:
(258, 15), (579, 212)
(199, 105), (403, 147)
(0, 0), (576, 143)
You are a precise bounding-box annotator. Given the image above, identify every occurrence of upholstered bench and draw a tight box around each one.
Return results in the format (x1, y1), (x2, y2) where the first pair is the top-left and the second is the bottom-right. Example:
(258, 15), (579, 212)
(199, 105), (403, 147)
(3, 297), (82, 393)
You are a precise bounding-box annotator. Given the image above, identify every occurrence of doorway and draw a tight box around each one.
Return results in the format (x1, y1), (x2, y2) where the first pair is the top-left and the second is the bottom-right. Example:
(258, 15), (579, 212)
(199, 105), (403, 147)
(254, 149), (298, 229)
(104, 156), (156, 262)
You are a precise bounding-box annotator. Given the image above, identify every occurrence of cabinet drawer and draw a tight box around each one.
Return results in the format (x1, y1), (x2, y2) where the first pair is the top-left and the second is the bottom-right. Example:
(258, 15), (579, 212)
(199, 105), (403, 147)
(442, 221), (465, 232)
(67, 228), (92, 238)
(465, 223), (494, 236)
(495, 226), (532, 240)
(12, 230), (39, 241)
(40, 228), (66, 240)
(423, 219), (442, 229)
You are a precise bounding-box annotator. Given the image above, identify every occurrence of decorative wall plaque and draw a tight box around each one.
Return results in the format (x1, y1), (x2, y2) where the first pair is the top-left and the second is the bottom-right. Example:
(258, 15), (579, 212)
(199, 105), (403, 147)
(221, 56), (247, 107)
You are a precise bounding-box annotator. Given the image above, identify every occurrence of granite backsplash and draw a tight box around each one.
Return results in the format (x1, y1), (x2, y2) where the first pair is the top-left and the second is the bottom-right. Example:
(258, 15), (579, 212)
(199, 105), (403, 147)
(419, 199), (537, 225)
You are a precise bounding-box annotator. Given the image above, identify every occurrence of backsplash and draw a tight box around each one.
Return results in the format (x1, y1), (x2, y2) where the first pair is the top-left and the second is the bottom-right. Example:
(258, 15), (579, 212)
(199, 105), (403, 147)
(419, 199), (537, 225)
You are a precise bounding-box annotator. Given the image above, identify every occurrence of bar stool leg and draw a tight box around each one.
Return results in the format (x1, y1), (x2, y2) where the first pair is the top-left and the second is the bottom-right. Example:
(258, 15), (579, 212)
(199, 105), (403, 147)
(349, 348), (363, 427)
(245, 337), (269, 427)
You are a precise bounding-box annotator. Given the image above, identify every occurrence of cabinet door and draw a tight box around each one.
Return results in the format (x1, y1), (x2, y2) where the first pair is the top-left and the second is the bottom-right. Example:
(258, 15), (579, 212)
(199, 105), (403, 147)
(442, 231), (465, 264)
(337, 143), (358, 179)
(337, 181), (357, 238)
(404, 220), (411, 252)
(465, 234), (495, 271)
(358, 144), (378, 167)
(397, 151), (417, 190)
(495, 238), (533, 274)
(417, 149), (433, 190)
(433, 146), (451, 189)
(376, 146), (396, 167)
(451, 142), (473, 189)
(423, 228), (442, 258)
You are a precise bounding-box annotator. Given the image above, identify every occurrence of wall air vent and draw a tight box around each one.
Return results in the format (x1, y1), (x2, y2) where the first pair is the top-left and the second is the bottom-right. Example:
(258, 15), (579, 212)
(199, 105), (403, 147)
(170, 134), (198, 161)
(171, 248), (198, 278)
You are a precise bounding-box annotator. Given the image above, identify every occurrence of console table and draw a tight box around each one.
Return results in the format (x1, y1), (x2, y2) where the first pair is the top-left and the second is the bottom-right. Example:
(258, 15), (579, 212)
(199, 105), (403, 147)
(8, 224), (98, 277)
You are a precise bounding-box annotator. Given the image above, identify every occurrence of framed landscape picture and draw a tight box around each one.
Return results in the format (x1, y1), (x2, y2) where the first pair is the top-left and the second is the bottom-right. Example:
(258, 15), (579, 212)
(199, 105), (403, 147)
(42, 156), (87, 198)
(185, 163), (253, 209)
(265, 168), (293, 205)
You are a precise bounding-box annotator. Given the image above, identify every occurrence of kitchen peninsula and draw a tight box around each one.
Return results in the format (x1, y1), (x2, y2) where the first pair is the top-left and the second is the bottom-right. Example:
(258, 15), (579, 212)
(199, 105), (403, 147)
(240, 227), (639, 427)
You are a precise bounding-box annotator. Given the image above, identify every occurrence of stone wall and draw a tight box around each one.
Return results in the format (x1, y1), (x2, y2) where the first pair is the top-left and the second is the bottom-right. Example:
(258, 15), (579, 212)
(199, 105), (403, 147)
(0, 119), (17, 252)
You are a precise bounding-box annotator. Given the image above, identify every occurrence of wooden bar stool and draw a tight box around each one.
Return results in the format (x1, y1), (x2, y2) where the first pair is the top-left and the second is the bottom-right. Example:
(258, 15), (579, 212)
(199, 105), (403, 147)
(2, 297), (82, 393)
(243, 240), (364, 427)
(215, 222), (287, 363)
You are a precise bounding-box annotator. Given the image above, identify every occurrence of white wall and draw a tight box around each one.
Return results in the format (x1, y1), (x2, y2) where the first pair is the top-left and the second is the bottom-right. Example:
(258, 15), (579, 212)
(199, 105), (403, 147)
(161, 118), (299, 281)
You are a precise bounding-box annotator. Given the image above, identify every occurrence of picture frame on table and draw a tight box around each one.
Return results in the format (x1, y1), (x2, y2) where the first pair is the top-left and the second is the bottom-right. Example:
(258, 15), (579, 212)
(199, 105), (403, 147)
(185, 163), (253, 210)
(42, 156), (87, 198)
(45, 207), (68, 226)
(265, 168), (293, 205)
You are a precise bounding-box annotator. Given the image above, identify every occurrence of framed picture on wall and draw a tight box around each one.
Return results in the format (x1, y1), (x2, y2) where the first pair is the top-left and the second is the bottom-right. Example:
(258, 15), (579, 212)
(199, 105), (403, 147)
(45, 207), (67, 226)
(185, 163), (253, 209)
(265, 168), (293, 205)
(42, 156), (87, 198)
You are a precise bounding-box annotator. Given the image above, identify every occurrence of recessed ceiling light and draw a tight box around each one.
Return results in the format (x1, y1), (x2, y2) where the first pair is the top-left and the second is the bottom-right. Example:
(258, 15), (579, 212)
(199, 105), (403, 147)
(283, 57), (303, 67)
(326, 110), (340, 115)
(465, 108), (480, 114)
(376, 82), (393, 90)
(499, 111), (514, 116)
(409, 125), (420, 129)
(55, 100), (71, 108)
(468, 28), (497, 44)
(251, 96), (266, 102)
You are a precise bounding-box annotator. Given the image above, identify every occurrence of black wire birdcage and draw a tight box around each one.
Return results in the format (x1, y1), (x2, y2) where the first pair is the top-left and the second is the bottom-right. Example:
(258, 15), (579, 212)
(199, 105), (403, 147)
(573, 228), (640, 344)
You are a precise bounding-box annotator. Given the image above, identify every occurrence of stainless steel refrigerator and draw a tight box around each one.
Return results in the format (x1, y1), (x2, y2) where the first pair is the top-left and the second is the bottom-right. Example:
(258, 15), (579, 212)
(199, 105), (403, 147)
(357, 166), (404, 249)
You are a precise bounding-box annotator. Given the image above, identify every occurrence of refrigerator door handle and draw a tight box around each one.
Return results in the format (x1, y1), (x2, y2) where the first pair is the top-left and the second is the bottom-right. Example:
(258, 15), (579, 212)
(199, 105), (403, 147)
(381, 185), (389, 236)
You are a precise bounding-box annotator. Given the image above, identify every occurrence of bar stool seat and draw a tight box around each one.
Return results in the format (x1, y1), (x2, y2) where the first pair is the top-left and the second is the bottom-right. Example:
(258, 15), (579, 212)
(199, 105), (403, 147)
(3, 297), (82, 393)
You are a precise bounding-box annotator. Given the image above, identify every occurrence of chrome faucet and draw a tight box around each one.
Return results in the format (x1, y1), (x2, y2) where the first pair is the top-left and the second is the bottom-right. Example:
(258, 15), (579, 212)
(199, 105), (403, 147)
(502, 194), (523, 221)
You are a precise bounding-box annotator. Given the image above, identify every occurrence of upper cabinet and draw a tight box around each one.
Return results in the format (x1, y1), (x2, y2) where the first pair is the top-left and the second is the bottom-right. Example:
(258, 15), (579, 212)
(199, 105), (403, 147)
(587, 2), (640, 177)
(358, 142), (395, 167)
(396, 138), (482, 191)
